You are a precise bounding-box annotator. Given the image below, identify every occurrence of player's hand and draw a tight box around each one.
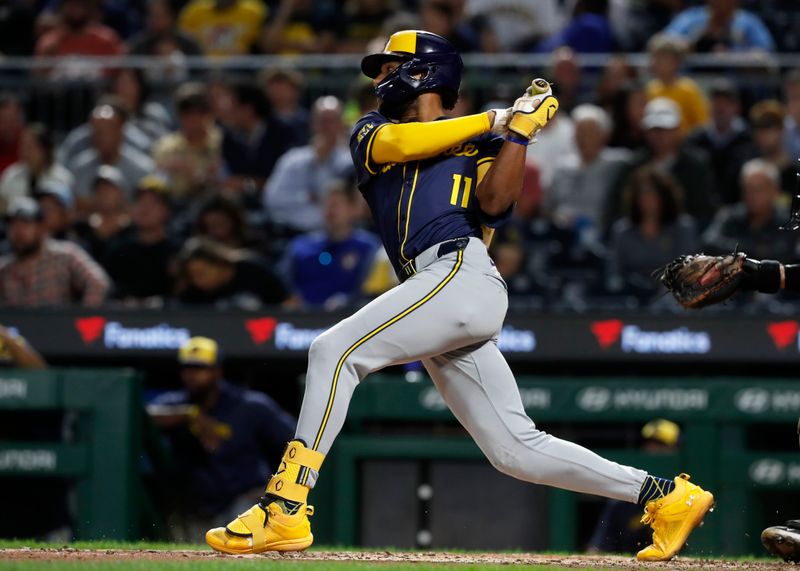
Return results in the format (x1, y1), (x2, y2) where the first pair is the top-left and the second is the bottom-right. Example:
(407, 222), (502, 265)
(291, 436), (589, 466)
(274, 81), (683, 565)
(488, 107), (512, 135)
(508, 78), (559, 142)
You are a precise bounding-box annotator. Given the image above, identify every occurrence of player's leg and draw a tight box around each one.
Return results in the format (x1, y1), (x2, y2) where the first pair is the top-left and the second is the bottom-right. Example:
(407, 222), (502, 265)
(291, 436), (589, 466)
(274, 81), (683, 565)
(422, 342), (714, 561)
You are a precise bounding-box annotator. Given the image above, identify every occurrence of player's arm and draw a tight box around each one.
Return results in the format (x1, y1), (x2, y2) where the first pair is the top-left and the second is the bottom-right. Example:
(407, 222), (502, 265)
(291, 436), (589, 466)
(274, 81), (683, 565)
(738, 259), (800, 293)
(370, 112), (496, 164)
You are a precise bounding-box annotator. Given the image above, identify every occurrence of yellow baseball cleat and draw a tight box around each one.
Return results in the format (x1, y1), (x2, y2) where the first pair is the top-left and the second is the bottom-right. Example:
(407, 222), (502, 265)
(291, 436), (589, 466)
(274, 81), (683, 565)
(636, 473), (714, 562)
(206, 440), (325, 555)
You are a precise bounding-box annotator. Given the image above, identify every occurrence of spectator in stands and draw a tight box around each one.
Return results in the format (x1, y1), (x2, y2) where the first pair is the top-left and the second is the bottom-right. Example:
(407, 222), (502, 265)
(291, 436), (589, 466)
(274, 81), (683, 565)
(282, 183), (380, 309)
(175, 237), (287, 308)
(663, 0), (775, 53)
(0, 124), (74, 211)
(263, 96), (352, 235)
(192, 195), (261, 250)
(609, 0), (684, 51)
(595, 55), (638, 111)
(465, 0), (561, 52)
(153, 83), (223, 201)
(545, 104), (630, 234)
(547, 47), (587, 115)
(749, 100), (795, 196)
(615, 97), (716, 228)
(606, 166), (698, 300)
(147, 336), (295, 542)
(491, 238), (538, 297)
(68, 103), (155, 200)
(34, 180), (76, 241)
(686, 79), (755, 205)
(0, 196), (110, 306)
(178, 0), (266, 56)
(337, 0), (395, 54)
(645, 34), (709, 134)
(128, 0), (204, 60)
(261, 69), (310, 144)
(419, 0), (481, 53)
(0, 93), (24, 175)
(259, 0), (338, 54)
(537, 0), (616, 53)
(608, 80), (647, 151)
(703, 158), (794, 261)
(34, 0), (123, 78)
(110, 68), (172, 146)
(105, 177), (175, 302)
(73, 165), (132, 266)
(222, 81), (295, 199)
(784, 71), (800, 162)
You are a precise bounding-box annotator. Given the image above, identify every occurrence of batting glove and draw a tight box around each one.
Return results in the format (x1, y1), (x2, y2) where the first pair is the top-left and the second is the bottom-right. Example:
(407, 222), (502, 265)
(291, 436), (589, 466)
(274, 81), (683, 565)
(488, 107), (512, 136)
(508, 78), (559, 143)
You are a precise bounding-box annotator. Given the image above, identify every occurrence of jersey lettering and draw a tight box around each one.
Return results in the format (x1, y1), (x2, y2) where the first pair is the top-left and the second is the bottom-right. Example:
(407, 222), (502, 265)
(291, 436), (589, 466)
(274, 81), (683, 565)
(444, 143), (480, 157)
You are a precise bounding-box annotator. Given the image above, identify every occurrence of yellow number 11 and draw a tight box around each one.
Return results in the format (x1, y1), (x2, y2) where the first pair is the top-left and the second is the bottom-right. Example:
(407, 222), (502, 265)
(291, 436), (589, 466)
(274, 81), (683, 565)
(449, 174), (473, 208)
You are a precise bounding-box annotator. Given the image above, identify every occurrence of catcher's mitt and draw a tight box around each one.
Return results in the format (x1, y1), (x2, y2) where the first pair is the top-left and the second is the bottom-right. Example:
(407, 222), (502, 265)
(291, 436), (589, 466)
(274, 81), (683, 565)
(656, 252), (747, 309)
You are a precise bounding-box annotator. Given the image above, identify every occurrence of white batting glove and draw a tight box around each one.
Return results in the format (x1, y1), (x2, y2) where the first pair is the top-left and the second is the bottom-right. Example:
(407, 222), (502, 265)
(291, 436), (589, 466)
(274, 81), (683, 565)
(488, 107), (512, 135)
(508, 78), (559, 143)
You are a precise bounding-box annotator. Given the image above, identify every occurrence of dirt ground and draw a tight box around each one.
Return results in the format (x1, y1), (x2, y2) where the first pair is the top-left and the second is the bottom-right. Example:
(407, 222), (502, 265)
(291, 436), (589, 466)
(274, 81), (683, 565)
(1, 548), (798, 570)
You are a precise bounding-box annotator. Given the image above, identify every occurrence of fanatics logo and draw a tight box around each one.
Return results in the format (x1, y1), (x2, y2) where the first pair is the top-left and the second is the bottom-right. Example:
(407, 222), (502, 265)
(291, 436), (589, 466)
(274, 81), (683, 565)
(591, 319), (624, 349)
(245, 317), (278, 344)
(75, 316), (107, 344)
(767, 321), (799, 350)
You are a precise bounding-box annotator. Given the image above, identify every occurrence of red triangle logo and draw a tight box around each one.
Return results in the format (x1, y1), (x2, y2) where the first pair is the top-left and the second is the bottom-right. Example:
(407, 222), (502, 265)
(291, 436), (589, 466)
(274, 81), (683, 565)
(767, 321), (799, 350)
(591, 319), (624, 349)
(75, 316), (107, 345)
(245, 317), (278, 344)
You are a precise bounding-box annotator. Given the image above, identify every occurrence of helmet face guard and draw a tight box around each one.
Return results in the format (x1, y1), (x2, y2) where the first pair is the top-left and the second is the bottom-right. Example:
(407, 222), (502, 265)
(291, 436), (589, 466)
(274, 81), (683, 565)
(362, 30), (463, 117)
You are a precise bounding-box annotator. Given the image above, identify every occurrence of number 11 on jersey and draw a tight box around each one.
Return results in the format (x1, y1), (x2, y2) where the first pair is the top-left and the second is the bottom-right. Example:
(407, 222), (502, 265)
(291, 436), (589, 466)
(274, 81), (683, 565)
(450, 174), (473, 208)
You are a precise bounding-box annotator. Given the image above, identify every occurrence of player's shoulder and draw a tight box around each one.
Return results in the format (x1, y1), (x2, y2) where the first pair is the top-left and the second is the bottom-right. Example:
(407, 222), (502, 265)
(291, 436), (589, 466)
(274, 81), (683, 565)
(351, 110), (390, 142)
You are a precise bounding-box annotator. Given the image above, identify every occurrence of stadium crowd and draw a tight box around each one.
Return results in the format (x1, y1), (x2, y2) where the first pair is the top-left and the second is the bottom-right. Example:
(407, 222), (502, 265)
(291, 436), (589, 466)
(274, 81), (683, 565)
(1, 0), (800, 311)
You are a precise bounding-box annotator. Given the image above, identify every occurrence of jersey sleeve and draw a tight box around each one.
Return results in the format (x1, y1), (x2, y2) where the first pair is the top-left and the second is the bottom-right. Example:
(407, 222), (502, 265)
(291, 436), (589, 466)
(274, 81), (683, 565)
(350, 111), (390, 188)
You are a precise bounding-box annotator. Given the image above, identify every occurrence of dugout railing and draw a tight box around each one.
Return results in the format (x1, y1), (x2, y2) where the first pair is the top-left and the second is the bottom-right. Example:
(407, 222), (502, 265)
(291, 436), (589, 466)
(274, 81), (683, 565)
(313, 375), (800, 556)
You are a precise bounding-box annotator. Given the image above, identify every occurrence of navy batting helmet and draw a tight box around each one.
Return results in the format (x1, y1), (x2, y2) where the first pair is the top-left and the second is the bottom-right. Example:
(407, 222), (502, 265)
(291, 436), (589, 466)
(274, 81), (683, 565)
(361, 30), (463, 112)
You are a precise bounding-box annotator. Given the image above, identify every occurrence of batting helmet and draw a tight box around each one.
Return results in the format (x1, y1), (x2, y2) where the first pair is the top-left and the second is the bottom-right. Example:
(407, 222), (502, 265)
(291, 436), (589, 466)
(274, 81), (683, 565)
(361, 30), (463, 111)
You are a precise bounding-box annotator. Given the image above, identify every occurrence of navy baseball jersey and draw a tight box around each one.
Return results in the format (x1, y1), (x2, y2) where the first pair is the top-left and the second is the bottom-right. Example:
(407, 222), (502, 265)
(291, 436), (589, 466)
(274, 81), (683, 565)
(350, 111), (508, 278)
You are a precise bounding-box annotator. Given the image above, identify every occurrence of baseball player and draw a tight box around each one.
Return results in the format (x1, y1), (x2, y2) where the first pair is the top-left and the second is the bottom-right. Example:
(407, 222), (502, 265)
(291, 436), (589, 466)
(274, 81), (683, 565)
(206, 30), (713, 561)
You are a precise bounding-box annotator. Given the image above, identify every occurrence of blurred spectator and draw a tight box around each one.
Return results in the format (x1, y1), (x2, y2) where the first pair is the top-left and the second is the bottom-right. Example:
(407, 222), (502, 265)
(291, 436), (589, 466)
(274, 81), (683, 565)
(261, 69), (310, 144)
(0, 0), (36, 56)
(545, 104), (630, 233)
(147, 337), (295, 542)
(110, 68), (172, 145)
(0, 124), (74, 211)
(491, 238), (537, 297)
(749, 99), (795, 196)
(587, 419), (681, 553)
(663, 0), (775, 53)
(608, 80), (647, 150)
(68, 103), (155, 199)
(537, 0), (616, 53)
(686, 79), (755, 205)
(263, 96), (352, 234)
(34, 180), (76, 241)
(645, 34), (709, 134)
(153, 83), (222, 200)
(282, 183), (380, 309)
(783, 70), (800, 162)
(606, 166), (698, 299)
(128, 0), (204, 62)
(260, 0), (338, 54)
(105, 177), (175, 302)
(175, 237), (288, 308)
(59, 96), (152, 170)
(73, 165), (132, 265)
(610, 0), (685, 51)
(0, 196), (111, 306)
(615, 97), (716, 227)
(0, 93), (24, 175)
(548, 47), (587, 115)
(595, 55), (638, 111)
(419, 0), (481, 53)
(193, 194), (261, 250)
(703, 158), (794, 260)
(208, 77), (236, 128)
(178, 0), (266, 56)
(465, 0), (562, 52)
(34, 0), (123, 78)
(337, 0), (395, 54)
(527, 110), (578, 192)
(221, 81), (295, 198)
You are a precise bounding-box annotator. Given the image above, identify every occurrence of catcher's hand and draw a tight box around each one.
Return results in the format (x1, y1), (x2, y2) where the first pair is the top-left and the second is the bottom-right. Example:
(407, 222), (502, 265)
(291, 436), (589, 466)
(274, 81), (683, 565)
(655, 252), (748, 309)
(508, 78), (559, 142)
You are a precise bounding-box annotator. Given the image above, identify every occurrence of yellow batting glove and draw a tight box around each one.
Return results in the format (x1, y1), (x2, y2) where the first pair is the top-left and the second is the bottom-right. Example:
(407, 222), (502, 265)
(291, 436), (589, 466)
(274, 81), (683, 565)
(508, 78), (560, 142)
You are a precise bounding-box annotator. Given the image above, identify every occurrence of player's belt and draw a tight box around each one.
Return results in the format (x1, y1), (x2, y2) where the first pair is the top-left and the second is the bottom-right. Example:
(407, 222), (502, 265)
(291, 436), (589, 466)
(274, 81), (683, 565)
(399, 237), (471, 282)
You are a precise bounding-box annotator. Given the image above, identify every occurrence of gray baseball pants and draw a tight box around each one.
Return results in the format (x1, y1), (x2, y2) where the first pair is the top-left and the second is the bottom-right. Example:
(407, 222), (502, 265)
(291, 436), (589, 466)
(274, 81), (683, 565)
(295, 237), (647, 502)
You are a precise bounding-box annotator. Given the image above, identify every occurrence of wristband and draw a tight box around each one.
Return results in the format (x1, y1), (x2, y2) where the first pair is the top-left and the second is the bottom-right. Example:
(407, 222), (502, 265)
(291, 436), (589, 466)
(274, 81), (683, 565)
(755, 259), (782, 293)
(505, 134), (529, 146)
